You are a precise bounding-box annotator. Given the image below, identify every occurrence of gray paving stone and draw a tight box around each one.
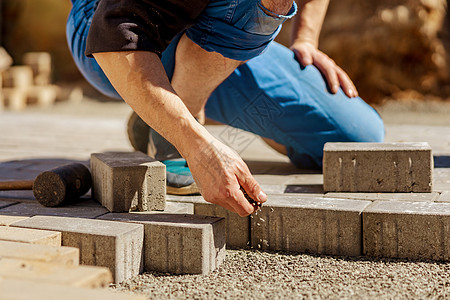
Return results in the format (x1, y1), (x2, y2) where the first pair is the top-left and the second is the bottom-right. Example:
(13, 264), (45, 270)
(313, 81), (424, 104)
(194, 202), (249, 249)
(432, 169), (450, 191)
(0, 190), (34, 201)
(251, 195), (371, 256)
(0, 200), (16, 209)
(130, 201), (194, 215)
(0, 258), (113, 288)
(167, 195), (251, 248)
(288, 174), (324, 185)
(12, 216), (144, 283)
(432, 182), (450, 192)
(0, 278), (147, 300)
(0, 240), (79, 266)
(91, 152), (166, 212)
(0, 226), (61, 246)
(324, 192), (439, 202)
(259, 184), (287, 194)
(0, 215), (28, 225)
(323, 142), (433, 192)
(253, 174), (294, 186)
(433, 168), (450, 179)
(166, 195), (206, 204)
(0, 201), (108, 218)
(98, 213), (225, 275)
(436, 191), (450, 203)
(363, 201), (450, 261)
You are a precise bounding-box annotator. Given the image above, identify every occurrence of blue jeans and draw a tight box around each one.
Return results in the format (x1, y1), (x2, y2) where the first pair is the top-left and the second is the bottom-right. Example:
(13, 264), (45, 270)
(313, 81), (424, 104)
(67, 0), (384, 169)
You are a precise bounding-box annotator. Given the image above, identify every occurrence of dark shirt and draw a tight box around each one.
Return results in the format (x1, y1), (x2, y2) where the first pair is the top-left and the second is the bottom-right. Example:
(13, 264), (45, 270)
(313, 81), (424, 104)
(85, 0), (210, 57)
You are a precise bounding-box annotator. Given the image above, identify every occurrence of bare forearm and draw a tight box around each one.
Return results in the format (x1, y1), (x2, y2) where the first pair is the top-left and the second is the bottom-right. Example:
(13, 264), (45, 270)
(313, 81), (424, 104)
(93, 51), (213, 159)
(291, 0), (329, 47)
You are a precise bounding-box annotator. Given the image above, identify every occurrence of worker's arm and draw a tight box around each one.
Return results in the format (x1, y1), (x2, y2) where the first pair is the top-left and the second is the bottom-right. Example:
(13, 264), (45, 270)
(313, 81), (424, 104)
(291, 0), (358, 98)
(93, 51), (267, 216)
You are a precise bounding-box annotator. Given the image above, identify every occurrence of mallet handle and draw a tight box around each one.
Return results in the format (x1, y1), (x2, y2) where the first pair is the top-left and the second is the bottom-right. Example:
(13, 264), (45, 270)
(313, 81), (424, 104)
(0, 180), (34, 191)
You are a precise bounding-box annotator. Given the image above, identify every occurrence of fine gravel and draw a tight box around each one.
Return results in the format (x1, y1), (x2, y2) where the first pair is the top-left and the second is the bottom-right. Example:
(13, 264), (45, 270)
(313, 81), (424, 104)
(112, 249), (450, 299)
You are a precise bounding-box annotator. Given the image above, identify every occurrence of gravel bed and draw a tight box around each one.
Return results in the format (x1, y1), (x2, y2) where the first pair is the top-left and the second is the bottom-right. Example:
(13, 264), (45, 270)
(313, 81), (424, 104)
(112, 249), (450, 299)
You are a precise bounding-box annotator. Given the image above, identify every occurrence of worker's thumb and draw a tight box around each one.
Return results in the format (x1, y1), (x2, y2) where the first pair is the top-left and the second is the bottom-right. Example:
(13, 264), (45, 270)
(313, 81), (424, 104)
(239, 174), (267, 207)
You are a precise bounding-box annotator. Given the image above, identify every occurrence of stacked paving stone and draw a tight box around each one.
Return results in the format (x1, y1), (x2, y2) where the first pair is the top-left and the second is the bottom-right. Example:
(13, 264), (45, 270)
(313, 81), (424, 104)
(0, 151), (228, 298)
(0, 47), (13, 111)
(0, 48), (58, 111)
(88, 151), (226, 275)
(0, 142), (449, 298)
(168, 142), (450, 261)
(0, 215), (145, 299)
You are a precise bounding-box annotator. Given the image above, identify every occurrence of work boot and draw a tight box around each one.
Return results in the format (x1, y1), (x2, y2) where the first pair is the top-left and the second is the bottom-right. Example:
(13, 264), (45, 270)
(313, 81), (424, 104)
(127, 112), (200, 195)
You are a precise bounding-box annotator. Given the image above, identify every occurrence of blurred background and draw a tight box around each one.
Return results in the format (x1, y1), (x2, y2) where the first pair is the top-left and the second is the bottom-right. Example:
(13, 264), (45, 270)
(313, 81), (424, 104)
(0, 0), (449, 107)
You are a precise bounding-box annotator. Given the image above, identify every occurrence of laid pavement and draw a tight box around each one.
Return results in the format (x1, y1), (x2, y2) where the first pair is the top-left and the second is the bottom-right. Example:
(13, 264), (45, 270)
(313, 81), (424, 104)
(0, 96), (450, 298)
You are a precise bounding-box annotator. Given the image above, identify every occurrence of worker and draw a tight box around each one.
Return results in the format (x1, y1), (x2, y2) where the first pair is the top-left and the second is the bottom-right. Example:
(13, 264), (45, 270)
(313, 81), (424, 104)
(66, 0), (384, 216)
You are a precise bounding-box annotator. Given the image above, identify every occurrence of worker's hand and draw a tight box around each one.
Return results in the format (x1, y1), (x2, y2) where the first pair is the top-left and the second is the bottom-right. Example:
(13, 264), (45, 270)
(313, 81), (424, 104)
(290, 40), (358, 98)
(185, 138), (267, 216)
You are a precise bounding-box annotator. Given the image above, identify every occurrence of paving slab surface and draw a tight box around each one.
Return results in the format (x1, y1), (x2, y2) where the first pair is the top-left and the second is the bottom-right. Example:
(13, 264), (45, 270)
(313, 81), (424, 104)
(1, 97), (450, 298)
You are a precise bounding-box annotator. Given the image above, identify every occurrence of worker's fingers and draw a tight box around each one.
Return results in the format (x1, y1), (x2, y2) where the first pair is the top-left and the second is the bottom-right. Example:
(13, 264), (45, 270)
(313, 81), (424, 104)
(311, 52), (340, 94)
(228, 185), (257, 217)
(292, 48), (313, 66)
(336, 66), (359, 98)
(312, 51), (358, 98)
(237, 169), (267, 208)
(292, 44), (359, 99)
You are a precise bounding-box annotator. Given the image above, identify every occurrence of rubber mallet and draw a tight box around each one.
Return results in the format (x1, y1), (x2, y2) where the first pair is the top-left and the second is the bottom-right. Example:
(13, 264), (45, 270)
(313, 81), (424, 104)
(0, 163), (92, 207)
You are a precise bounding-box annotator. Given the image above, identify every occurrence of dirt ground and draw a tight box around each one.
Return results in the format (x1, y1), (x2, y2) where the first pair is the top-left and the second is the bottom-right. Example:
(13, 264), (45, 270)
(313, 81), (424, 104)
(112, 250), (450, 299)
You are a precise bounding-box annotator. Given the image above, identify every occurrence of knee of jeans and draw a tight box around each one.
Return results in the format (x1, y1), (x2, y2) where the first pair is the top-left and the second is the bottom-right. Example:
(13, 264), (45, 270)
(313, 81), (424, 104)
(335, 105), (385, 143)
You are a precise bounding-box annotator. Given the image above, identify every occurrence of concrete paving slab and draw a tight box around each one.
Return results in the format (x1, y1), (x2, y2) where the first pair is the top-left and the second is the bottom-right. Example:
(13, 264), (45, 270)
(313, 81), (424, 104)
(433, 168), (450, 177)
(98, 213), (225, 275)
(287, 173), (324, 185)
(0, 240), (79, 266)
(0, 278), (146, 300)
(323, 142), (433, 192)
(0, 200), (17, 208)
(12, 216), (144, 283)
(0, 226), (61, 246)
(435, 191), (450, 203)
(0, 258), (112, 288)
(259, 184), (287, 194)
(0, 201), (108, 218)
(0, 112), (131, 161)
(166, 195), (206, 204)
(0, 215), (28, 226)
(251, 195), (371, 256)
(0, 190), (34, 201)
(363, 201), (450, 261)
(194, 203), (249, 249)
(91, 152), (166, 212)
(384, 125), (450, 156)
(167, 195), (252, 248)
(129, 201), (194, 215)
(433, 169), (450, 191)
(324, 192), (439, 202)
(432, 182), (450, 192)
(253, 174), (295, 186)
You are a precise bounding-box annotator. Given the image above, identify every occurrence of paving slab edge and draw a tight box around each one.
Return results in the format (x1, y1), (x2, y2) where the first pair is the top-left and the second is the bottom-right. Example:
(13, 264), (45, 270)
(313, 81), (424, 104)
(169, 194), (450, 261)
(2, 193), (450, 266)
